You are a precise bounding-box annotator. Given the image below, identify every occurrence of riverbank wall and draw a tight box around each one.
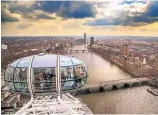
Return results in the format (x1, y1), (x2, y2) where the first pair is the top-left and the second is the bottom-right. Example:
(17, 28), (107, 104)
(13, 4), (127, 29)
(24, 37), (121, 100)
(89, 47), (157, 78)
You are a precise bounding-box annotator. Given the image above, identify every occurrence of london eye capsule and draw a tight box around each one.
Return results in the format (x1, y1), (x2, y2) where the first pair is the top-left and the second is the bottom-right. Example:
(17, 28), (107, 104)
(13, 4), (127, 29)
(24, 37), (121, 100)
(4, 53), (88, 95)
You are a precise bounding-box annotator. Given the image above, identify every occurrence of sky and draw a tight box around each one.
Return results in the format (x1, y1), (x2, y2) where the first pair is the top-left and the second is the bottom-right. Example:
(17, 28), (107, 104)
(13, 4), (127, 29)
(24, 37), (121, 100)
(1, 0), (158, 36)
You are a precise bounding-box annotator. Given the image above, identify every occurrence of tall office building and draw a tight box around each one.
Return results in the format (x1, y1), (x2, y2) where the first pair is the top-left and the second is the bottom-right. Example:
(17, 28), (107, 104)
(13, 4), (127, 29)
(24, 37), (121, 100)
(84, 33), (86, 44)
(90, 37), (94, 45)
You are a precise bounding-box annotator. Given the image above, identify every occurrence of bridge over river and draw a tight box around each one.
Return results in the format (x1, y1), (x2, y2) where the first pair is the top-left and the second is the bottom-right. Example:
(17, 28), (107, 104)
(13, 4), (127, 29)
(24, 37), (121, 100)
(67, 49), (90, 53)
(75, 77), (151, 95)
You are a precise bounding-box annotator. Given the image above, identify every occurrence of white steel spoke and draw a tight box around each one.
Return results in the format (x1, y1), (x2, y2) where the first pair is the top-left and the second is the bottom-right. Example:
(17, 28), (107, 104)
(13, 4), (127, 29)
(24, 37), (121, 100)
(16, 93), (92, 115)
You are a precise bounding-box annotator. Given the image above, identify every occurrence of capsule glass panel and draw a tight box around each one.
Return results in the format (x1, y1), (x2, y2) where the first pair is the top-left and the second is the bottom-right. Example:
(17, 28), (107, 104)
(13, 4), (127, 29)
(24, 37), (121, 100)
(61, 66), (76, 90)
(74, 64), (87, 88)
(14, 68), (28, 93)
(4, 54), (88, 94)
(5, 82), (15, 91)
(5, 66), (14, 81)
(16, 57), (31, 67)
(33, 68), (56, 93)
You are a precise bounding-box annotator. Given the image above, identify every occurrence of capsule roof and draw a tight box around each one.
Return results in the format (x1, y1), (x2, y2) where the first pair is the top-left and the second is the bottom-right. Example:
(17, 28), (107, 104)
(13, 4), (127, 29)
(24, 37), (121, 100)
(10, 53), (84, 68)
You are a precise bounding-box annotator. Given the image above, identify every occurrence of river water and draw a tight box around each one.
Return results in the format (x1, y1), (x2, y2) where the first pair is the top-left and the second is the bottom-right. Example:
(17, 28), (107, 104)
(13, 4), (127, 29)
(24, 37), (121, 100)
(70, 45), (158, 114)
(70, 45), (133, 83)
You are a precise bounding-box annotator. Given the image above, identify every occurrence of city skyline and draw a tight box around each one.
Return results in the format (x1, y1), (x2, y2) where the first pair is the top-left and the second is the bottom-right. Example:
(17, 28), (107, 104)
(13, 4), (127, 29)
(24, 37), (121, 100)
(2, 0), (158, 36)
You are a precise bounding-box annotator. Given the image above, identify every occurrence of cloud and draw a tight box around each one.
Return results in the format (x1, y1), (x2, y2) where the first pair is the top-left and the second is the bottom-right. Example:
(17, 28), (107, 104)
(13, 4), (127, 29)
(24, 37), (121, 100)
(17, 23), (33, 29)
(93, 1), (149, 19)
(23, 10), (55, 20)
(37, 1), (63, 13)
(145, 1), (158, 17)
(85, 1), (158, 26)
(2, 1), (55, 20)
(85, 15), (158, 26)
(2, 0), (158, 27)
(37, 1), (95, 19)
(2, 1), (94, 20)
(1, 5), (19, 22)
(140, 29), (147, 32)
(56, 1), (95, 19)
(85, 17), (133, 26)
(7, 1), (36, 14)
(34, 13), (55, 19)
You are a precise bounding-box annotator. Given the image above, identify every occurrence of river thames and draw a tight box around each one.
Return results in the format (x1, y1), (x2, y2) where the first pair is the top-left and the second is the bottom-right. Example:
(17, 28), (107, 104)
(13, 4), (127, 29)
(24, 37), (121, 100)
(70, 45), (158, 114)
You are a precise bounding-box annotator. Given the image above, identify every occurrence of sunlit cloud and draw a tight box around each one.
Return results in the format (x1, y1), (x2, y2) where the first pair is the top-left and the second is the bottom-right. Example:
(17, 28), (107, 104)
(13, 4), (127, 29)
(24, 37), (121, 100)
(1, 0), (158, 36)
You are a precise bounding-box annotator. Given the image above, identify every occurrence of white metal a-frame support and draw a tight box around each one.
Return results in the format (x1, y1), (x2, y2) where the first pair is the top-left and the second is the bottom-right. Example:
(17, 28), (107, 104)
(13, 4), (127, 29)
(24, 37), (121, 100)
(15, 55), (91, 115)
(16, 93), (87, 115)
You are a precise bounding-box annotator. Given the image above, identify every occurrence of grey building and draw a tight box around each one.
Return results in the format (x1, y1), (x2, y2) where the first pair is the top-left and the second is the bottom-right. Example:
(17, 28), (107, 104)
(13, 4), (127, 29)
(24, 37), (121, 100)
(84, 33), (86, 44)
(90, 37), (94, 45)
